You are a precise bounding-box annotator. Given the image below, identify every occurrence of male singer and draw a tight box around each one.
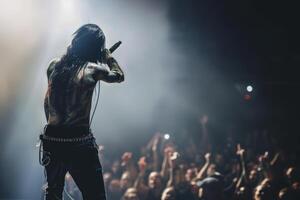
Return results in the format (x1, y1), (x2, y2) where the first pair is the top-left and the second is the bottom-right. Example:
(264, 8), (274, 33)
(41, 24), (124, 200)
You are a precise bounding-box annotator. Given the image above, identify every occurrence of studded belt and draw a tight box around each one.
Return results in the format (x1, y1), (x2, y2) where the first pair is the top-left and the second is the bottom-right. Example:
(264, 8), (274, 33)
(39, 133), (94, 143)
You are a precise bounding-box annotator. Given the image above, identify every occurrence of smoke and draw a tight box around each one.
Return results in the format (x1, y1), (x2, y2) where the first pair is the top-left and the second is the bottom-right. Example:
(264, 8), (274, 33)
(0, 0), (193, 198)
(0, 0), (245, 198)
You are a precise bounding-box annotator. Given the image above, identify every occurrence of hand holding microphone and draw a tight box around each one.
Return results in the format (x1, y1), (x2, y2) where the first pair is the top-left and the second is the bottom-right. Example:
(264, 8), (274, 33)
(101, 41), (125, 83)
(101, 41), (122, 64)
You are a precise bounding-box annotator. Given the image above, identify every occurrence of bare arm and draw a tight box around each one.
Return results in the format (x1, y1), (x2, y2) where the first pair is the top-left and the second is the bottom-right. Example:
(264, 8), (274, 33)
(235, 145), (247, 190)
(160, 151), (169, 178)
(167, 152), (180, 187)
(193, 153), (211, 182)
(152, 134), (160, 172)
(160, 146), (174, 179)
(134, 157), (147, 188)
(44, 90), (49, 121)
(44, 59), (58, 121)
(91, 49), (124, 83)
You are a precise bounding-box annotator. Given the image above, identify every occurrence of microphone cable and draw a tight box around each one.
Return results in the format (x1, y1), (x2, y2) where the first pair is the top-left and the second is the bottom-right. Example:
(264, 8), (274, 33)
(89, 80), (101, 128)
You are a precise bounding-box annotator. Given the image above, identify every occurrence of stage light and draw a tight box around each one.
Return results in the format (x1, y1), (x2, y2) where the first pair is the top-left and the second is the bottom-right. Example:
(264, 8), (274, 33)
(246, 85), (253, 92)
(164, 133), (170, 140)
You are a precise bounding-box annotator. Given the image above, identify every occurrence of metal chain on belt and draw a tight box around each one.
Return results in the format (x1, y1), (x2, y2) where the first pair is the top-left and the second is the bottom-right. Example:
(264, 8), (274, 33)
(39, 134), (94, 143)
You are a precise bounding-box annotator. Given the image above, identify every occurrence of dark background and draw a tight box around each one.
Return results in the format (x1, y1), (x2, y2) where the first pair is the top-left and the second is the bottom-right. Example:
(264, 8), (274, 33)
(167, 0), (300, 144)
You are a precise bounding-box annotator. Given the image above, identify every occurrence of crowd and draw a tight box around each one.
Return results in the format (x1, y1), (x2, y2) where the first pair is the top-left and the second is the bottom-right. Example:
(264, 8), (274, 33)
(63, 117), (300, 200)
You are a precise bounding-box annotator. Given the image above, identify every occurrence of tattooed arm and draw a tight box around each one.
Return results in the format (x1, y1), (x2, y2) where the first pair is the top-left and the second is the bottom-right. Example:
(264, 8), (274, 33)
(90, 49), (124, 83)
(44, 59), (58, 121)
(44, 91), (49, 121)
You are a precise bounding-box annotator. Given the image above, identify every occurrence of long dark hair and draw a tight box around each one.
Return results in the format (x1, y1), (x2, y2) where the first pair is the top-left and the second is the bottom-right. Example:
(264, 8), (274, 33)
(67, 23), (106, 63)
(49, 24), (105, 119)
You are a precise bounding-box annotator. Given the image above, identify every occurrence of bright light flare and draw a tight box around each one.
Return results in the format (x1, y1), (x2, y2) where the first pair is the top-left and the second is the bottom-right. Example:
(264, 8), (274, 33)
(246, 85), (253, 92)
(164, 133), (170, 140)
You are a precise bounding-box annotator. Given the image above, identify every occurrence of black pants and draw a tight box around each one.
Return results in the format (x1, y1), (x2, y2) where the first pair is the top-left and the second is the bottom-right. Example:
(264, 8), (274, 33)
(42, 126), (106, 200)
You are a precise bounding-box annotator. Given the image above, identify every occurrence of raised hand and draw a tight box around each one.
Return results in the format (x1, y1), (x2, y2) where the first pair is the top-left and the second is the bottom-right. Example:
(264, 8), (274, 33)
(152, 133), (161, 152)
(100, 49), (113, 64)
(236, 144), (245, 156)
(121, 152), (133, 166)
(138, 156), (147, 173)
(258, 151), (269, 162)
(164, 146), (175, 158)
(204, 152), (211, 163)
(169, 152), (180, 168)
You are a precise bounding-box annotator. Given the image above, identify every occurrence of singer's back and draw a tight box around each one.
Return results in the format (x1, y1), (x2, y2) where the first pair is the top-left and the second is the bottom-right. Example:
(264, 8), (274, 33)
(44, 24), (124, 128)
(45, 58), (99, 127)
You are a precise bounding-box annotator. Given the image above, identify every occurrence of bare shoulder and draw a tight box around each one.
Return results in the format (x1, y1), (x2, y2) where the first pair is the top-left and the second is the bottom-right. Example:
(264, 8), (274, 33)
(47, 57), (60, 78)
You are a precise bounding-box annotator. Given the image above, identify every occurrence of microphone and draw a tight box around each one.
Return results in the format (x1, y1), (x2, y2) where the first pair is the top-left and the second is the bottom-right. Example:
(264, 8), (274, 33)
(109, 41), (122, 53)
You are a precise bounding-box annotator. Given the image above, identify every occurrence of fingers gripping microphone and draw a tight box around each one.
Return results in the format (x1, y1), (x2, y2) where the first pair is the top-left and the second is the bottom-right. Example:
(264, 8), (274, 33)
(99, 41), (121, 64)
(109, 41), (122, 53)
